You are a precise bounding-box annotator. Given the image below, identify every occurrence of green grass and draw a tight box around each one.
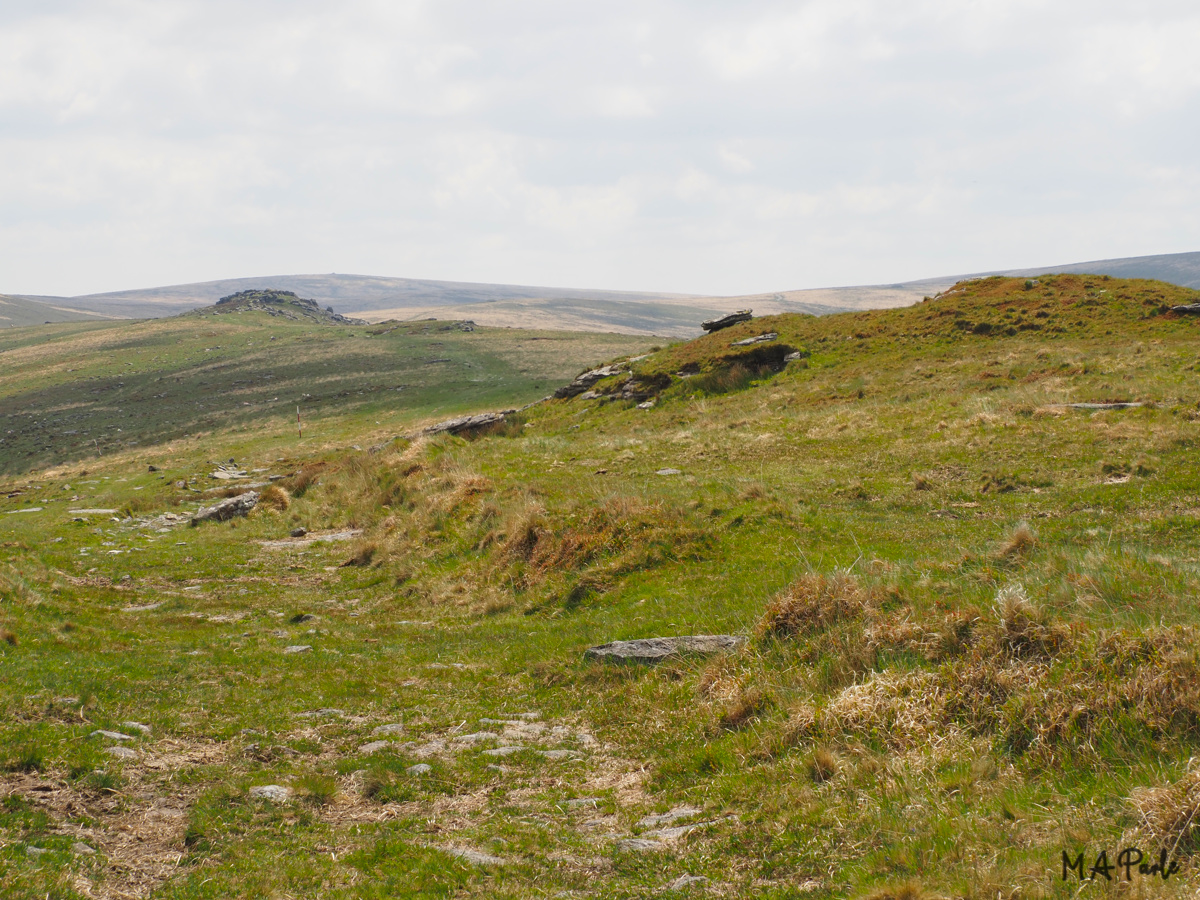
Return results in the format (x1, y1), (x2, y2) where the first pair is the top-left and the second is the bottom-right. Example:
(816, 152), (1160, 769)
(3, 275), (1200, 897)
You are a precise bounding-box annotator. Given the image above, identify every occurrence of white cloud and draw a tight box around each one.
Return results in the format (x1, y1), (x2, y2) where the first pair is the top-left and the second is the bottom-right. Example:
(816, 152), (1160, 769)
(0, 0), (1197, 296)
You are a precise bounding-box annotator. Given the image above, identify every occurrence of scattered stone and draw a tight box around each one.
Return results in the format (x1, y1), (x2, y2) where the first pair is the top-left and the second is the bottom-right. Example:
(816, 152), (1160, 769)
(423, 410), (514, 437)
(289, 613), (316, 624)
(249, 785), (292, 802)
(585, 635), (745, 665)
(555, 364), (627, 399)
(71, 842), (96, 856)
(298, 708), (344, 717)
(106, 746), (137, 760)
(26, 845), (49, 858)
(68, 508), (118, 515)
(1171, 303), (1200, 314)
(479, 718), (522, 726)
(564, 797), (601, 809)
(617, 838), (663, 852)
(731, 332), (777, 346)
(638, 400), (655, 409)
(445, 847), (506, 866)
(784, 350), (811, 363)
(283, 645), (312, 654)
(372, 723), (405, 736)
(483, 746), (522, 757)
(407, 763), (432, 775)
(665, 875), (709, 891)
(539, 749), (577, 760)
(122, 602), (163, 612)
(655, 468), (682, 476)
(121, 721), (151, 735)
(639, 806), (702, 828)
(453, 731), (499, 743)
(290, 527), (308, 538)
(190, 491), (259, 525)
(700, 310), (752, 333)
(359, 740), (392, 755)
(91, 730), (136, 742)
(210, 466), (249, 480)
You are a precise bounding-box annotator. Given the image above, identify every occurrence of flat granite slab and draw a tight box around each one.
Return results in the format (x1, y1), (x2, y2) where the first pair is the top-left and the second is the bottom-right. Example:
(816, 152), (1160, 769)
(584, 635), (745, 665)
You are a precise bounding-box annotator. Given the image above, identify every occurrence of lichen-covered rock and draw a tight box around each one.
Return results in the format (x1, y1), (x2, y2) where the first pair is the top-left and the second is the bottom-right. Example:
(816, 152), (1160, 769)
(190, 491), (259, 525)
(585, 635), (744, 664)
(554, 364), (627, 399)
(422, 411), (514, 436)
(701, 310), (752, 332)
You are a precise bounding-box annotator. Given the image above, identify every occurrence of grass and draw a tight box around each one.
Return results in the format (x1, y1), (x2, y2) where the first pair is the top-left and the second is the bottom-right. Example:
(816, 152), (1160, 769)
(3, 274), (1200, 897)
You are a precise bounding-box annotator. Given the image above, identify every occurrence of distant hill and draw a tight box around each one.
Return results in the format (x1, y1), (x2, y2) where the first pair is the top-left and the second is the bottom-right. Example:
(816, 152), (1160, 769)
(7, 250), (1198, 336)
(0, 294), (115, 328)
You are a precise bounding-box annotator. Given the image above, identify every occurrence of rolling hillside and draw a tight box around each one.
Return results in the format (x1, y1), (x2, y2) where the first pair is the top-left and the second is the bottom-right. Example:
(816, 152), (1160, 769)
(8, 250), (1199, 336)
(4, 274), (1200, 897)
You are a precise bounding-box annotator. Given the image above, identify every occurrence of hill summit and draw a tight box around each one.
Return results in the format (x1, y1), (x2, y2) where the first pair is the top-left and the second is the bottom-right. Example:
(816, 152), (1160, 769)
(202, 288), (366, 325)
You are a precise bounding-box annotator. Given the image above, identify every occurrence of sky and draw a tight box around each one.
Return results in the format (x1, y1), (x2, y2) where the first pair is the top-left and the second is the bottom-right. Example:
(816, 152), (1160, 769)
(2, 0), (1199, 297)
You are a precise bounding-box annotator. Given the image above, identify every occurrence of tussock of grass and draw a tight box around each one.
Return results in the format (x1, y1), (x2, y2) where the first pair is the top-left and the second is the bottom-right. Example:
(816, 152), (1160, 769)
(757, 570), (874, 638)
(257, 484), (290, 511)
(996, 521), (1036, 558)
(1131, 767), (1200, 854)
(0, 628), (15, 646)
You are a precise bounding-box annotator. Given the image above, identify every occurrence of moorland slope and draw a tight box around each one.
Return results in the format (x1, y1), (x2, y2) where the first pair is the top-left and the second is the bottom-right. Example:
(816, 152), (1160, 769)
(3, 274), (1200, 898)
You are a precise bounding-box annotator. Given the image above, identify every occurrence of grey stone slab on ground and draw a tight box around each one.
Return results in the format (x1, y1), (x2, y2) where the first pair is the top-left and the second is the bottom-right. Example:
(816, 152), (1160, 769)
(585, 635), (745, 665)
(445, 847), (506, 865)
(71, 842), (96, 856)
(106, 746), (137, 759)
(191, 491), (259, 525)
(283, 645), (312, 654)
(665, 875), (710, 891)
(249, 785), (292, 802)
(638, 806), (702, 828)
(91, 730), (136, 742)
(359, 741), (391, 754)
(407, 763), (432, 775)
(730, 332), (777, 346)
(372, 723), (404, 736)
(701, 310), (752, 332)
(423, 411), (514, 437)
(617, 838), (663, 852)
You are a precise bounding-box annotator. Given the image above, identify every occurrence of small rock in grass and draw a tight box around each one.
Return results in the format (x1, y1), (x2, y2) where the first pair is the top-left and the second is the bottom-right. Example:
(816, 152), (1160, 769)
(655, 468), (682, 476)
(289, 613), (315, 624)
(564, 797), (600, 809)
(372, 723), (405, 736)
(71, 842), (96, 856)
(190, 491), (259, 525)
(290, 527), (308, 537)
(121, 721), (151, 735)
(638, 806), (702, 828)
(617, 837), (662, 852)
(666, 875), (709, 891)
(249, 785), (292, 802)
(359, 741), (391, 755)
(585, 635), (745, 665)
(539, 749), (576, 760)
(453, 731), (499, 743)
(483, 746), (521, 757)
(91, 730), (136, 742)
(445, 846), (506, 866)
(406, 764), (432, 775)
(106, 746), (137, 760)
(298, 708), (344, 718)
(283, 645), (312, 654)
(26, 846), (49, 858)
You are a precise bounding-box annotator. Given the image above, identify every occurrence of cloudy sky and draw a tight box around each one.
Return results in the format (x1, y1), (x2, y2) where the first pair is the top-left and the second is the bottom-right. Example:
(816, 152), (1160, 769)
(2, 1), (1199, 297)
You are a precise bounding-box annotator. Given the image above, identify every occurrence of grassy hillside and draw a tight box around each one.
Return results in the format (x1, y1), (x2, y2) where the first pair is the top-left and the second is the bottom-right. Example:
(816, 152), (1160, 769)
(0, 294), (108, 328)
(0, 311), (656, 476)
(3, 275), (1200, 899)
